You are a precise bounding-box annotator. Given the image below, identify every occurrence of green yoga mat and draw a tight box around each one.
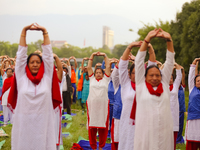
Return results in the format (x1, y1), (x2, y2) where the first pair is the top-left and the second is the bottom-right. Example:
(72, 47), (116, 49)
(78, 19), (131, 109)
(60, 145), (64, 150)
(77, 136), (88, 143)
(62, 114), (72, 121)
(0, 140), (5, 149)
(66, 122), (72, 129)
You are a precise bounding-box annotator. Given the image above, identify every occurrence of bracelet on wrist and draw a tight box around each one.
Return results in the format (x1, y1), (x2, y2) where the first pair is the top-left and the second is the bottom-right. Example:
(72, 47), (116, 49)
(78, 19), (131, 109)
(43, 32), (48, 35)
(144, 39), (150, 44)
(21, 34), (26, 37)
(127, 46), (132, 50)
(89, 59), (93, 61)
(166, 38), (172, 42)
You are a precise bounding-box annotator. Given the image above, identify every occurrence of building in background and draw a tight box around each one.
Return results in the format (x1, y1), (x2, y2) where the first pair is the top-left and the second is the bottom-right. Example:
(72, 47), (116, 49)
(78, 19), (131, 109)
(103, 26), (114, 50)
(51, 41), (68, 48)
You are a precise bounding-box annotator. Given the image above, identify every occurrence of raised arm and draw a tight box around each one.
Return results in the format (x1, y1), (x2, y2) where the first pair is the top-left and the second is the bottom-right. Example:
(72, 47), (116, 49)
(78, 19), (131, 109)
(0, 61), (5, 76)
(148, 43), (156, 63)
(53, 53), (63, 82)
(173, 63), (182, 90)
(189, 58), (200, 93)
(69, 56), (77, 70)
(195, 61), (199, 76)
(87, 52), (97, 76)
(121, 41), (142, 60)
(100, 52), (111, 76)
(180, 65), (185, 87)
(31, 23), (53, 77)
(112, 60), (120, 93)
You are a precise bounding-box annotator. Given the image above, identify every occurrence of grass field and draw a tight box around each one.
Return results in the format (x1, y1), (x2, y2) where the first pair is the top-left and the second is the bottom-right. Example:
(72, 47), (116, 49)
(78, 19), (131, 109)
(0, 92), (189, 150)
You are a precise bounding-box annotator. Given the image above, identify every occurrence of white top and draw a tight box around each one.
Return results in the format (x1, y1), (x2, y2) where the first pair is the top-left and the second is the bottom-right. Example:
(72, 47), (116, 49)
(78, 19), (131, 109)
(62, 71), (67, 92)
(2, 88), (10, 106)
(169, 69), (182, 131)
(11, 45), (56, 150)
(118, 59), (135, 150)
(185, 65), (200, 141)
(87, 74), (110, 128)
(2, 73), (7, 82)
(134, 50), (174, 150)
(67, 65), (71, 78)
(111, 66), (120, 94)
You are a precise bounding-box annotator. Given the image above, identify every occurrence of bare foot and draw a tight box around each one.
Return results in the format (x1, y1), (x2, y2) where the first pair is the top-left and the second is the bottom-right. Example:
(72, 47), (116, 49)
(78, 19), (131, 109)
(99, 147), (103, 150)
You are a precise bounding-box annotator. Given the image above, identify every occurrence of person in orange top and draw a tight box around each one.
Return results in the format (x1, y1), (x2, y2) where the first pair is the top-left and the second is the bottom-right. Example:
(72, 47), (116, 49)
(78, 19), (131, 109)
(69, 56), (77, 103)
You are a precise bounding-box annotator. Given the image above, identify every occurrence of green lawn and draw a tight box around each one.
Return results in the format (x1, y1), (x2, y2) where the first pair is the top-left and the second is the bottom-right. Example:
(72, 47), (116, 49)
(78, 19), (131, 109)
(0, 92), (190, 150)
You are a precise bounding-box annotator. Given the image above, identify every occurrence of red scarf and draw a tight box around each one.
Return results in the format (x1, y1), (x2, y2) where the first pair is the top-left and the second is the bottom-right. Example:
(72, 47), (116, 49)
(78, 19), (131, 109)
(169, 84), (173, 91)
(7, 62), (62, 112)
(130, 81), (136, 125)
(145, 81), (163, 96)
(0, 76), (13, 100)
(25, 62), (44, 85)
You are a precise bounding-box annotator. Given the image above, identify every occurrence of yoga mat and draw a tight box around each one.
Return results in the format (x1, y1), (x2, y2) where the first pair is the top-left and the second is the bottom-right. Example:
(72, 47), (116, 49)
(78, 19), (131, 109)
(62, 114), (72, 121)
(62, 132), (72, 138)
(0, 140), (5, 149)
(78, 139), (111, 150)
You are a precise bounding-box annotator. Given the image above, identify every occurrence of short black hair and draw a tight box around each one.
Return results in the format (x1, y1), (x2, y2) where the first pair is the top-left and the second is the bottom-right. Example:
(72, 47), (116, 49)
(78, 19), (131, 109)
(85, 72), (88, 76)
(171, 74), (175, 82)
(6, 68), (14, 73)
(94, 66), (104, 75)
(27, 53), (42, 65)
(194, 75), (200, 85)
(129, 63), (135, 76)
(145, 65), (162, 77)
(63, 67), (68, 72)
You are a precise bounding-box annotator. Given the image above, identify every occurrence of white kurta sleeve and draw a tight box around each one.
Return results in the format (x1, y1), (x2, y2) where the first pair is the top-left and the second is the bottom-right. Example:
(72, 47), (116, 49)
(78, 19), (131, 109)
(119, 59), (130, 86)
(42, 44), (54, 79)
(188, 65), (195, 94)
(161, 50), (175, 85)
(173, 69), (182, 91)
(135, 50), (146, 85)
(15, 45), (28, 80)
(111, 66), (119, 94)
(67, 65), (71, 78)
(147, 60), (157, 67)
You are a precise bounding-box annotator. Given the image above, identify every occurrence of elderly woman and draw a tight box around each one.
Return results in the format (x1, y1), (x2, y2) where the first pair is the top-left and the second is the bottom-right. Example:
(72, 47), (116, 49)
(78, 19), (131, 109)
(185, 58), (200, 150)
(7, 23), (62, 150)
(118, 41), (156, 150)
(134, 28), (175, 150)
(87, 52), (111, 150)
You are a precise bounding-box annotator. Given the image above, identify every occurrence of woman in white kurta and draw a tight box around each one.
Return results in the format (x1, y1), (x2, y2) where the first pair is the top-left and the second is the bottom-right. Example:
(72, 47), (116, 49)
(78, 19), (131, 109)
(8, 24), (61, 150)
(118, 41), (156, 150)
(168, 64), (182, 150)
(87, 52), (111, 150)
(134, 29), (175, 150)
(185, 58), (200, 150)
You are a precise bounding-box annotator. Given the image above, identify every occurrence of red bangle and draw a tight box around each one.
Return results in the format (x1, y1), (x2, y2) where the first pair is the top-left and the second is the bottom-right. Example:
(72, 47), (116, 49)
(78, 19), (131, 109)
(144, 40), (150, 44)
(89, 59), (93, 61)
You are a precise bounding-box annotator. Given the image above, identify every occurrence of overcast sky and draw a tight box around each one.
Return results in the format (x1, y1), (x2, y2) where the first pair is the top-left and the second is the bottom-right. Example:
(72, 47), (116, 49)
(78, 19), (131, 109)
(0, 0), (191, 48)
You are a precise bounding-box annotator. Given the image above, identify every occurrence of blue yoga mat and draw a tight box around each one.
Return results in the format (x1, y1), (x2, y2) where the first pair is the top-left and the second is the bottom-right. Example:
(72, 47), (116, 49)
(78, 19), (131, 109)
(78, 140), (111, 150)
(63, 112), (76, 116)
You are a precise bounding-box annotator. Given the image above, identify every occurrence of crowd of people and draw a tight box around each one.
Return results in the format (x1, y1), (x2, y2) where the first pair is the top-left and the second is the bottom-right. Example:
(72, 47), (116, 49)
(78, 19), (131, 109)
(0, 24), (199, 150)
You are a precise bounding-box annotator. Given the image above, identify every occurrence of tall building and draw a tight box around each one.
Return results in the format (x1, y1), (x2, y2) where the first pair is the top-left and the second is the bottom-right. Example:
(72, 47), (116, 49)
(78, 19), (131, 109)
(103, 26), (114, 50)
(51, 41), (68, 48)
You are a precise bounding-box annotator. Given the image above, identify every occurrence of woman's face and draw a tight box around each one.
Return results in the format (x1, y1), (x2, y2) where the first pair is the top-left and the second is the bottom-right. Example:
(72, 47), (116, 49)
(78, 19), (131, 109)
(169, 75), (174, 85)
(95, 69), (103, 80)
(28, 55), (42, 76)
(85, 75), (89, 81)
(130, 68), (135, 83)
(145, 67), (162, 87)
(196, 76), (200, 88)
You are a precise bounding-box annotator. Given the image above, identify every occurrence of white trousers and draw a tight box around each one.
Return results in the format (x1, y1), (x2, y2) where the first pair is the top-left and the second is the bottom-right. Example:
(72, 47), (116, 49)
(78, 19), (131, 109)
(3, 105), (12, 124)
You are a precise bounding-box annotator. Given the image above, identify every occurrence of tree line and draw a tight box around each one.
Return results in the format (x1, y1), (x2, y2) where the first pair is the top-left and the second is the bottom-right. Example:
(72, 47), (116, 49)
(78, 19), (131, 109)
(0, 0), (200, 70)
